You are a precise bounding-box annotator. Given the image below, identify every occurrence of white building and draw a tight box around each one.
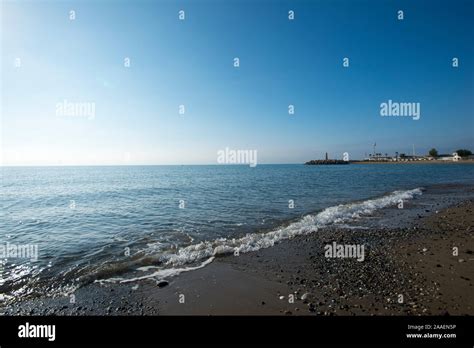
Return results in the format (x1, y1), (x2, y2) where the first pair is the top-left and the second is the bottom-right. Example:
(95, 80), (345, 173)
(439, 152), (462, 161)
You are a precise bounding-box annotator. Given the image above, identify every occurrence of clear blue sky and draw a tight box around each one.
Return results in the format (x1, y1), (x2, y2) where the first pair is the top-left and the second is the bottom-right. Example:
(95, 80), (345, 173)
(1, 0), (473, 165)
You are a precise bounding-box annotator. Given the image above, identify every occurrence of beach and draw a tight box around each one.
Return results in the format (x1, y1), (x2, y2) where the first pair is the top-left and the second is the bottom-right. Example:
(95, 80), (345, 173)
(3, 183), (473, 316)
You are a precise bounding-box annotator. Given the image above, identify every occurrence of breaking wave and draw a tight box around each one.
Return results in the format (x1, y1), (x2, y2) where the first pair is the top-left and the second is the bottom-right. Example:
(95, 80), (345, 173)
(96, 188), (423, 284)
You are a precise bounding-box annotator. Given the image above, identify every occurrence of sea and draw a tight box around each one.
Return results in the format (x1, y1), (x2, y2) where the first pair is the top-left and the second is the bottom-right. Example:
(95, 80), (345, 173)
(1, 164), (474, 302)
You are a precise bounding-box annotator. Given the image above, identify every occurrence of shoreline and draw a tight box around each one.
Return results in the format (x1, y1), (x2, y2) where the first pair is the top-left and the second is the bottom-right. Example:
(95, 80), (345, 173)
(2, 184), (473, 316)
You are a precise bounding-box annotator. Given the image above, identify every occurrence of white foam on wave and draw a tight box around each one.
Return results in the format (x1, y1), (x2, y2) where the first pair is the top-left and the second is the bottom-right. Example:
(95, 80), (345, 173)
(97, 188), (422, 284)
(96, 256), (215, 284)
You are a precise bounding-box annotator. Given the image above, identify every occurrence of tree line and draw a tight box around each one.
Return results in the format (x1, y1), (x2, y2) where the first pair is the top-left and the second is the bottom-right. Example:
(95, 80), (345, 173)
(428, 148), (472, 158)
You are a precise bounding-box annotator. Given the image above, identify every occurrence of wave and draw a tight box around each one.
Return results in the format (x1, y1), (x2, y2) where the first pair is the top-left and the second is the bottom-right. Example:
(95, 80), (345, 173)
(96, 187), (423, 284)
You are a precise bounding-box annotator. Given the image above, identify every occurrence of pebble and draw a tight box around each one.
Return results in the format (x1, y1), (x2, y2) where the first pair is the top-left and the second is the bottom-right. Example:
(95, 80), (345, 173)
(157, 280), (169, 288)
(301, 293), (312, 301)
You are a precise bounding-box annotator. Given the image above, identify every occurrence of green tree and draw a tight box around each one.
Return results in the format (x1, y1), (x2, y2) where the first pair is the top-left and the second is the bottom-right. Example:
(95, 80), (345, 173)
(455, 149), (472, 157)
(429, 148), (438, 157)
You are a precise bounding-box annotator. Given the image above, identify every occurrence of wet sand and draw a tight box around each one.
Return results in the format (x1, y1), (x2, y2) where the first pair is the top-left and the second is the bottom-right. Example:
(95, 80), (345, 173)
(2, 185), (473, 316)
(155, 200), (474, 316)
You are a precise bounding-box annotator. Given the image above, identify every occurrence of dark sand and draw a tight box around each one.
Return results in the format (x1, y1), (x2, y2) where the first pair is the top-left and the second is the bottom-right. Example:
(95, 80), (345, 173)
(2, 184), (473, 316)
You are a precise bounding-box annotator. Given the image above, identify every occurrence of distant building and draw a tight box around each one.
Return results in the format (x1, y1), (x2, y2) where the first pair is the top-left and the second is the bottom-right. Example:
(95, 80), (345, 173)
(398, 155), (428, 162)
(366, 153), (393, 161)
(439, 152), (462, 161)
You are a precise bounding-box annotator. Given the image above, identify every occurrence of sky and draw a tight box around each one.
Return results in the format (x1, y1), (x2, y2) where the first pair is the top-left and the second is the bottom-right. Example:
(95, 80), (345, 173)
(1, 0), (473, 165)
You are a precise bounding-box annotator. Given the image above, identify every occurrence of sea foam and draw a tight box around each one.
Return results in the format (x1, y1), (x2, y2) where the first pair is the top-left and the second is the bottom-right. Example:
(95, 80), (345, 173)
(97, 188), (422, 284)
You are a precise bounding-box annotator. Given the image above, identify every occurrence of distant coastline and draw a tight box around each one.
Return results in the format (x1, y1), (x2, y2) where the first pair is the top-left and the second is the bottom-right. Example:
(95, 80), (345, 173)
(304, 160), (474, 165)
(305, 152), (349, 165)
(306, 148), (474, 165)
(305, 159), (349, 165)
(351, 160), (474, 165)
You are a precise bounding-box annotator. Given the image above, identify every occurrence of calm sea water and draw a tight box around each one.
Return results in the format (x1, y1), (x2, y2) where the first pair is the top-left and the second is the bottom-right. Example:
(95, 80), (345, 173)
(1, 164), (474, 301)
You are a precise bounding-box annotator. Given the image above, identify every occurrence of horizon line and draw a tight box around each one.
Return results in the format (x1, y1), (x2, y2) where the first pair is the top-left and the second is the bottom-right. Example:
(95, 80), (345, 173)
(0, 163), (306, 168)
